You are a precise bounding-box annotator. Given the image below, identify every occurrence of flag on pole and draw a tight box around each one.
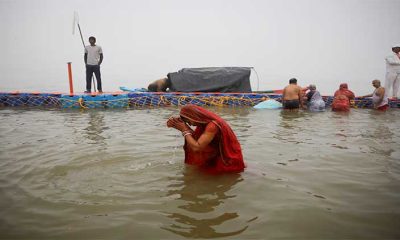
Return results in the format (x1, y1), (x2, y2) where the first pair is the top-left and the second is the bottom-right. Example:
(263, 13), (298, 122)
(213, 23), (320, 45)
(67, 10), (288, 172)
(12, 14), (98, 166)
(72, 11), (79, 35)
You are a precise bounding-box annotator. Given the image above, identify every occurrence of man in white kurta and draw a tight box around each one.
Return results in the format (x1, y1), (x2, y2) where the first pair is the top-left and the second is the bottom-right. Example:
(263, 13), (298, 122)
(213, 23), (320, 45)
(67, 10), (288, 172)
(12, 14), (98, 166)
(385, 44), (400, 98)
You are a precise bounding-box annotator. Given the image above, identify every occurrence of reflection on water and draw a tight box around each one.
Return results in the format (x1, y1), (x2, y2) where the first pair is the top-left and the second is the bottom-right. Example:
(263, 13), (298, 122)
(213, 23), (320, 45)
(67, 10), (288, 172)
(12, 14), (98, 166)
(162, 168), (249, 238)
(366, 115), (395, 156)
(83, 111), (108, 145)
(279, 110), (306, 127)
(271, 110), (307, 144)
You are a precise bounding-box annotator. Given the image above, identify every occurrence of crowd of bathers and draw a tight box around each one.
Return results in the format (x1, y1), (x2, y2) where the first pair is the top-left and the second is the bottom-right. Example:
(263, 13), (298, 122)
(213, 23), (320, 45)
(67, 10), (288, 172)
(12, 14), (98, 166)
(282, 78), (389, 111)
(280, 45), (400, 112)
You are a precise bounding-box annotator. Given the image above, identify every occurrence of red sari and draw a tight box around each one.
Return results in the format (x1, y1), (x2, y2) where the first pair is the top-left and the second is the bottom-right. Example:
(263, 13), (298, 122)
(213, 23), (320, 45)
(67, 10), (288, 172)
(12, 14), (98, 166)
(334, 83), (355, 100)
(180, 105), (245, 173)
(332, 83), (355, 111)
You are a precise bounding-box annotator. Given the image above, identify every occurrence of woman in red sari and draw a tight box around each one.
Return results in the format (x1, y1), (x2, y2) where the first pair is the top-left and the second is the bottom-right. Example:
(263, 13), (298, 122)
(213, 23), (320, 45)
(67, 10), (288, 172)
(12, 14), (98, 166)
(332, 83), (356, 111)
(167, 105), (245, 173)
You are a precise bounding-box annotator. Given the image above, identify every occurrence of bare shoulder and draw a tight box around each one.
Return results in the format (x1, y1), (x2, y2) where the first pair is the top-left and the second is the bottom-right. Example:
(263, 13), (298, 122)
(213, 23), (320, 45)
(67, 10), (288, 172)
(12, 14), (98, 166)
(377, 87), (385, 95)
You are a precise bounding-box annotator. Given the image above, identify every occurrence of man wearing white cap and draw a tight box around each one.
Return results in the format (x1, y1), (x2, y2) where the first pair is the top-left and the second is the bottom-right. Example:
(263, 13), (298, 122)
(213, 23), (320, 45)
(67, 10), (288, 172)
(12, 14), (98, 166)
(384, 44), (400, 98)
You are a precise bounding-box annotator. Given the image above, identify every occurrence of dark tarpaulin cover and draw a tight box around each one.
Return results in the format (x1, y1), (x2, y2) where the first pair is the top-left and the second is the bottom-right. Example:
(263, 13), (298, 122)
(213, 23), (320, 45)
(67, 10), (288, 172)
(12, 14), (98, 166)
(168, 67), (252, 92)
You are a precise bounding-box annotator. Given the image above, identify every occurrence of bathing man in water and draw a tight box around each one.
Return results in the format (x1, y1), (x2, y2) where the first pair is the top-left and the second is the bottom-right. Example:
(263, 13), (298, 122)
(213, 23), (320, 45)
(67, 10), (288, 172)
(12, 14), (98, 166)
(282, 78), (304, 109)
(360, 79), (389, 111)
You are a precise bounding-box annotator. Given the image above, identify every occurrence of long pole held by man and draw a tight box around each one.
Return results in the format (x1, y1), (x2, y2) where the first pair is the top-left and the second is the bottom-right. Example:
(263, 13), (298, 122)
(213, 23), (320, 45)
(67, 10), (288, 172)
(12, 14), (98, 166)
(73, 12), (103, 93)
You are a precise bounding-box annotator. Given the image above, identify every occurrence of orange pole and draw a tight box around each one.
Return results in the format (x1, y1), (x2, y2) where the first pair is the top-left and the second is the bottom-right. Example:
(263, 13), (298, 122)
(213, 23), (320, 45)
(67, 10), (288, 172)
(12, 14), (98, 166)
(67, 62), (74, 95)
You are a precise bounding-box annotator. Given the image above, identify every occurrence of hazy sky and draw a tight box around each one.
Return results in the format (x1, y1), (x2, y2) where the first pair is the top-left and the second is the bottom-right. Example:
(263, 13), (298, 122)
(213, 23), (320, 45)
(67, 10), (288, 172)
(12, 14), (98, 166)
(1, 0), (399, 95)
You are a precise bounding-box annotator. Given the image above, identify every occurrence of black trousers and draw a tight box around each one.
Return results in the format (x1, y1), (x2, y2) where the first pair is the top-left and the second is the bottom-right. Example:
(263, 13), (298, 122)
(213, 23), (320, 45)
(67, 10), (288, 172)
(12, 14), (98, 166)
(86, 65), (102, 91)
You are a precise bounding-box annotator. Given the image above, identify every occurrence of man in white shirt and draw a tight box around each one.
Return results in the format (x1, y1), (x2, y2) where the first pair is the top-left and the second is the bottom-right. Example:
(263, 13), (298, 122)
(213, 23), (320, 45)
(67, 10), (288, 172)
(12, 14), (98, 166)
(385, 44), (400, 98)
(361, 79), (389, 111)
(84, 36), (103, 93)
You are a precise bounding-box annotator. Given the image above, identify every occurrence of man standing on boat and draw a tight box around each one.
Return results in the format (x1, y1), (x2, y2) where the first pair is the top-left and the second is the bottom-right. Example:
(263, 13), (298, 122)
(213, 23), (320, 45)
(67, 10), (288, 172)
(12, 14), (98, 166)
(84, 36), (103, 93)
(384, 44), (400, 99)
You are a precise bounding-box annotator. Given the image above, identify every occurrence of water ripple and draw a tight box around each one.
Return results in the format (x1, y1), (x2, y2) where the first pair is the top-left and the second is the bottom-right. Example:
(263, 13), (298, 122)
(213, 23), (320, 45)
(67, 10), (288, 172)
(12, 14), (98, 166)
(0, 108), (399, 239)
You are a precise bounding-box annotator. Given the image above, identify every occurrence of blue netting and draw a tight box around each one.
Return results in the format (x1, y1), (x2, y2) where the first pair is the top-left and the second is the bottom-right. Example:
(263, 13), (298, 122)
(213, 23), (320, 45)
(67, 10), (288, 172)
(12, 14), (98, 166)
(1, 92), (398, 109)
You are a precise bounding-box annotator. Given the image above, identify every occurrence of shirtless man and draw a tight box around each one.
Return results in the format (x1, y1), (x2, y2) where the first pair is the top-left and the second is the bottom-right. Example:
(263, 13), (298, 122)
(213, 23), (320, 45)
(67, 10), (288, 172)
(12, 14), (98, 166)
(282, 78), (304, 109)
(361, 79), (389, 110)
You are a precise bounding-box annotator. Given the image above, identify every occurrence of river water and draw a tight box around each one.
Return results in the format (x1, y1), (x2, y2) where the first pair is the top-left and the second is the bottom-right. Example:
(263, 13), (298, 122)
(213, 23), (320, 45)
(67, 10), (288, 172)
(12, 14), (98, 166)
(0, 107), (399, 239)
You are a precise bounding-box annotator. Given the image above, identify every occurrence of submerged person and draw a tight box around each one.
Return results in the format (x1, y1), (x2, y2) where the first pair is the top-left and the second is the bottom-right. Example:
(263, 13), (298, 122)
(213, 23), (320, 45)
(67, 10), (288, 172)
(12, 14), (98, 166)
(282, 78), (304, 110)
(360, 79), (389, 111)
(384, 44), (400, 98)
(332, 83), (355, 111)
(305, 84), (325, 112)
(166, 105), (245, 173)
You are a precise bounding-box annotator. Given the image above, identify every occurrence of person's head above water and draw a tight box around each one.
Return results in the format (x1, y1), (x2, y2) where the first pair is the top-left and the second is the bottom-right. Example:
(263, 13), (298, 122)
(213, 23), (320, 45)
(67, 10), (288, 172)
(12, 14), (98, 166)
(179, 105), (210, 126)
(308, 84), (316, 90)
(289, 78), (297, 84)
(339, 83), (348, 90)
(372, 79), (381, 88)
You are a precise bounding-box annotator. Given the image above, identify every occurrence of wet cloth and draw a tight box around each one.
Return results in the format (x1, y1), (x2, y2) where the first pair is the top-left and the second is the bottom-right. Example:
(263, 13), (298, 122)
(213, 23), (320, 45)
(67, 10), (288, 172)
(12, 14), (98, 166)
(332, 95), (350, 111)
(180, 105), (245, 173)
(307, 90), (325, 112)
(372, 88), (389, 109)
(332, 83), (354, 111)
(377, 104), (389, 111)
(282, 99), (299, 109)
(253, 99), (282, 109)
(334, 83), (355, 101)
